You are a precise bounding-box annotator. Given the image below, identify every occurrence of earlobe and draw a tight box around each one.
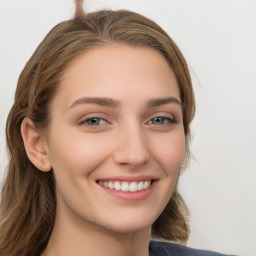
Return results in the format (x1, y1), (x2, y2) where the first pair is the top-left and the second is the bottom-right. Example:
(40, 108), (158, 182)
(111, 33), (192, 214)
(21, 117), (52, 172)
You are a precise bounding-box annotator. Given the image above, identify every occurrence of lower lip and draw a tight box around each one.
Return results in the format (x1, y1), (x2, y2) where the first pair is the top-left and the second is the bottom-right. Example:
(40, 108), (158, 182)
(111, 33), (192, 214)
(97, 181), (158, 201)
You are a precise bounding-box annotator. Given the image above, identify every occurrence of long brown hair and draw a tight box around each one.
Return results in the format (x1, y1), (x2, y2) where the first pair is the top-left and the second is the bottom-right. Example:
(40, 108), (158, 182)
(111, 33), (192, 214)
(0, 3), (195, 256)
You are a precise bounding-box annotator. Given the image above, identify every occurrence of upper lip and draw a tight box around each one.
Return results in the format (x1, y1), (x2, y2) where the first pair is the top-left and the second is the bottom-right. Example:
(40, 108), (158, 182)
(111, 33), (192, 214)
(96, 175), (158, 182)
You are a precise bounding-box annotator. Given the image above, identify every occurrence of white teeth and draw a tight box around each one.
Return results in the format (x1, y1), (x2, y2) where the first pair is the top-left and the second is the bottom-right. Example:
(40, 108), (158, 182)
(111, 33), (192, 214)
(143, 181), (150, 190)
(114, 181), (121, 190)
(121, 182), (129, 192)
(129, 182), (138, 192)
(99, 180), (152, 192)
(108, 181), (114, 190)
(138, 181), (144, 191)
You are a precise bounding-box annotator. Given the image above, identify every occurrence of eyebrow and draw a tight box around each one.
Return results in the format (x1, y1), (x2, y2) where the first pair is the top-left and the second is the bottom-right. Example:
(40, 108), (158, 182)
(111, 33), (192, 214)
(69, 97), (121, 109)
(68, 96), (182, 110)
(145, 97), (182, 108)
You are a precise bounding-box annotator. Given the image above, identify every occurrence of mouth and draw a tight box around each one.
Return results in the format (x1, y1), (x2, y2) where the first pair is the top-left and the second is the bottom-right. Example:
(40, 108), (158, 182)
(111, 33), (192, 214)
(96, 177), (158, 201)
(98, 180), (153, 192)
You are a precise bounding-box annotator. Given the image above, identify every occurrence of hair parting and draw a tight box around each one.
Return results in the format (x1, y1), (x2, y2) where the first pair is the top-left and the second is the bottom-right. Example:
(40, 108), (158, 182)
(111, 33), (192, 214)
(74, 0), (85, 20)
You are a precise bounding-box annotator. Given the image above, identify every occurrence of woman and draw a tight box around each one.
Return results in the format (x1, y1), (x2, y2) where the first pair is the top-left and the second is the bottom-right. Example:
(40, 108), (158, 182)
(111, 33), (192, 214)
(0, 1), (235, 256)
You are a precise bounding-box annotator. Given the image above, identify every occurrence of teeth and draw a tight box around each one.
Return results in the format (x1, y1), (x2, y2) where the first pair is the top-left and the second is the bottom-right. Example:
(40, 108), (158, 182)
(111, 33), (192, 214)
(121, 182), (129, 192)
(108, 181), (114, 190)
(129, 182), (137, 192)
(138, 181), (144, 191)
(99, 180), (152, 192)
(143, 181), (150, 190)
(114, 181), (121, 190)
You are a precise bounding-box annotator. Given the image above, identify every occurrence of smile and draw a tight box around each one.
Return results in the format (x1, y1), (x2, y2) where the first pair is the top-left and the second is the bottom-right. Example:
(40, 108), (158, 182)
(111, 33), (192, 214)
(98, 180), (152, 192)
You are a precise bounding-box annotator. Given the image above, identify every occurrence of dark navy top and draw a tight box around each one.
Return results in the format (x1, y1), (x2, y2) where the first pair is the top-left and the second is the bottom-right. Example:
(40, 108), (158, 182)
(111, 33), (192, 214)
(149, 240), (236, 256)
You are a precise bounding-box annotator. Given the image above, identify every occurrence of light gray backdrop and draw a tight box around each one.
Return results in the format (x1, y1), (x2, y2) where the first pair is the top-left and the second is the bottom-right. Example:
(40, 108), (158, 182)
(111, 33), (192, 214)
(0, 1), (255, 256)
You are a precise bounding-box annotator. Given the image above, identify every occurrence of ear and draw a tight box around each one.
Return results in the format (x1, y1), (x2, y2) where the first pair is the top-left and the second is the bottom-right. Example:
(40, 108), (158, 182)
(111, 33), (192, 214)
(21, 117), (52, 172)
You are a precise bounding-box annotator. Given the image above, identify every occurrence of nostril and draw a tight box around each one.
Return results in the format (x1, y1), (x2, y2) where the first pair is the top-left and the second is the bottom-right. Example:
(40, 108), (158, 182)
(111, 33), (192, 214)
(113, 153), (150, 168)
(113, 133), (150, 167)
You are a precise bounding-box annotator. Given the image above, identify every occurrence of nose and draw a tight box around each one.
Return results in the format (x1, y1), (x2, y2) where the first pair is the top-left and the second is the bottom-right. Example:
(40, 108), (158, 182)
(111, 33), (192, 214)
(113, 124), (150, 168)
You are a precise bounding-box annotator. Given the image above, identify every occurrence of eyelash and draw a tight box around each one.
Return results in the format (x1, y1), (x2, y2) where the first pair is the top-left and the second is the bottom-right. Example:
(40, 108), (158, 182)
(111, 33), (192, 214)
(146, 116), (176, 125)
(80, 117), (108, 126)
(79, 116), (176, 127)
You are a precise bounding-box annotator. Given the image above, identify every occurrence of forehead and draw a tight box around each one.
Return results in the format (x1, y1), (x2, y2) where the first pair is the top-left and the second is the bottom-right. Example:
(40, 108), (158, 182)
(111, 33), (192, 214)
(53, 45), (180, 111)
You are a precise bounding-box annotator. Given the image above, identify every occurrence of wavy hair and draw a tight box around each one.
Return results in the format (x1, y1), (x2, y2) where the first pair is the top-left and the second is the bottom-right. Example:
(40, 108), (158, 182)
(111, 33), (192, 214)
(0, 3), (195, 256)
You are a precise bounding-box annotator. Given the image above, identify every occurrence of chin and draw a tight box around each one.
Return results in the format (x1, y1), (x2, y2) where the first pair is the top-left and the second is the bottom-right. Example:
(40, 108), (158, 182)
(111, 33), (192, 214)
(106, 222), (151, 235)
(97, 212), (157, 235)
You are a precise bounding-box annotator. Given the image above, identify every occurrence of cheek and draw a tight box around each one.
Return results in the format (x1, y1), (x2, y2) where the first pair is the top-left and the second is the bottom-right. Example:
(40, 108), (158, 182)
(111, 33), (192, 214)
(47, 128), (112, 176)
(152, 132), (186, 176)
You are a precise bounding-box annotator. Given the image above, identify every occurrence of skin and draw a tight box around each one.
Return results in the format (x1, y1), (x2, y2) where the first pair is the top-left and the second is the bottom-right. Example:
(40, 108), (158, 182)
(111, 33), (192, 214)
(22, 45), (186, 256)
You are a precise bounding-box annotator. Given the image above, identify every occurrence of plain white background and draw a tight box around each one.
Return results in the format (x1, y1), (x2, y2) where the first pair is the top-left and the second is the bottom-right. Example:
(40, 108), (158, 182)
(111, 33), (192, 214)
(0, 1), (255, 255)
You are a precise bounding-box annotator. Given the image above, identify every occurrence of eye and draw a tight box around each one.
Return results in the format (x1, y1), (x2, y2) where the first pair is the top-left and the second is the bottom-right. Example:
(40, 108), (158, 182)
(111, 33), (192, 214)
(148, 116), (176, 125)
(81, 117), (107, 126)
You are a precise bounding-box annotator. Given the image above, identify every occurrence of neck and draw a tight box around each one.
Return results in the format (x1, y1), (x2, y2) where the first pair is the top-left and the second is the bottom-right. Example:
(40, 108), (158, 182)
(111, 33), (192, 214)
(41, 205), (151, 256)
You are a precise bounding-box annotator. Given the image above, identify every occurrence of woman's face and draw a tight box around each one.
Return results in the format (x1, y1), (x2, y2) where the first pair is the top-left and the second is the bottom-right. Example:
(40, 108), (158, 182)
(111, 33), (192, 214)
(45, 45), (185, 234)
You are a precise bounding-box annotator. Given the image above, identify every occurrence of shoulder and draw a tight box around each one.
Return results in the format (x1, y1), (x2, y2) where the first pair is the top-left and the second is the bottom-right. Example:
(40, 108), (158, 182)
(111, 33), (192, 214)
(149, 240), (236, 256)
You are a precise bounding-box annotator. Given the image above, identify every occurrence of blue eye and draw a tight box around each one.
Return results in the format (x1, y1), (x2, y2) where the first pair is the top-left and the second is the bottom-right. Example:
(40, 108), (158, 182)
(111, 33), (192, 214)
(83, 118), (107, 126)
(148, 117), (175, 125)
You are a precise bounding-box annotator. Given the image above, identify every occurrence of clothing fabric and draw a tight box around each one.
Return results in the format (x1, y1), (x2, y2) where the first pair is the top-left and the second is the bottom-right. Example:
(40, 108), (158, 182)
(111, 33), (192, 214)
(149, 240), (236, 256)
